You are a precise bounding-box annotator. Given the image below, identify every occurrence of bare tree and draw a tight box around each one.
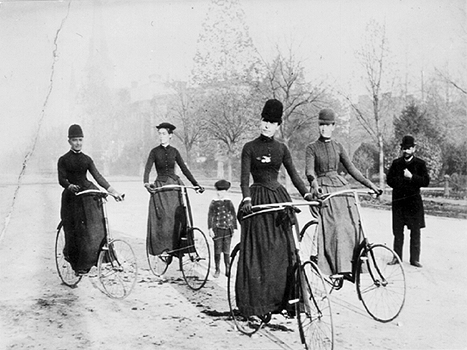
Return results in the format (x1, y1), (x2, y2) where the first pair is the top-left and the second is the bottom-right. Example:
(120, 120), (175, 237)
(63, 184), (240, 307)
(343, 20), (399, 189)
(169, 82), (207, 168)
(203, 85), (259, 181)
(257, 48), (328, 146)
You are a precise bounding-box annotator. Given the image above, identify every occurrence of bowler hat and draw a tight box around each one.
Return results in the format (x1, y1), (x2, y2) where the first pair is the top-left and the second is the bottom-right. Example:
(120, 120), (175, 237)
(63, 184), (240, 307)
(261, 99), (283, 125)
(400, 135), (415, 148)
(156, 122), (176, 133)
(214, 179), (231, 191)
(318, 109), (336, 125)
(68, 124), (83, 138)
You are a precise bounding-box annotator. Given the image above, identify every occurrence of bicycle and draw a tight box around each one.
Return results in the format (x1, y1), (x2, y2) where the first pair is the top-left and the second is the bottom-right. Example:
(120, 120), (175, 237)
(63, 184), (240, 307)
(146, 184), (211, 291)
(227, 200), (334, 350)
(302, 188), (406, 323)
(55, 190), (138, 299)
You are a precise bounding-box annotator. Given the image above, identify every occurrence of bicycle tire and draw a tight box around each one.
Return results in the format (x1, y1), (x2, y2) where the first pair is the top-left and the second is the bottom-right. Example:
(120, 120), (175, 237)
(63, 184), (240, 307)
(147, 245), (171, 277)
(180, 227), (211, 291)
(55, 224), (82, 287)
(356, 243), (406, 322)
(98, 239), (138, 299)
(297, 261), (334, 350)
(227, 244), (265, 335)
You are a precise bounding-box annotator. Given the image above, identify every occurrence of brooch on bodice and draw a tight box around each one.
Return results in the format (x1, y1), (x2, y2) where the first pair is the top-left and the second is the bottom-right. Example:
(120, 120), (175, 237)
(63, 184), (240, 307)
(256, 155), (271, 163)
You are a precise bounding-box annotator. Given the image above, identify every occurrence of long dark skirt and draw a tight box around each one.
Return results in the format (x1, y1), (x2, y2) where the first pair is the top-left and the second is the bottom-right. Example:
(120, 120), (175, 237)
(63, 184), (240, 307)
(317, 183), (362, 276)
(147, 177), (188, 256)
(61, 189), (106, 273)
(236, 184), (296, 317)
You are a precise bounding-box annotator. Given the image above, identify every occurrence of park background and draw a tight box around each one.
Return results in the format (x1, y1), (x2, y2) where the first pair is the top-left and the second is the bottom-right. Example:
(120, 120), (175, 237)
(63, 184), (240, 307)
(0, 0), (466, 226)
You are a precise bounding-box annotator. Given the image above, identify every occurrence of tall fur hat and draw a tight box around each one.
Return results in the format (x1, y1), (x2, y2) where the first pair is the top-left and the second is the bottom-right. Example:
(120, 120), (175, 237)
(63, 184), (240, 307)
(261, 99), (283, 125)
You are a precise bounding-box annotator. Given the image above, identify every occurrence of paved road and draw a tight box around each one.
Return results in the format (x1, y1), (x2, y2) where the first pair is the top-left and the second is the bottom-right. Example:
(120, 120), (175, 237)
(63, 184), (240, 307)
(1, 180), (466, 349)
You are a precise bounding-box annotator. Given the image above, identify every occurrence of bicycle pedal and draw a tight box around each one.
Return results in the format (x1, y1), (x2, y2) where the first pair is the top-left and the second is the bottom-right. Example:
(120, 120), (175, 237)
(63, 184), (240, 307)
(288, 298), (299, 305)
(330, 274), (344, 280)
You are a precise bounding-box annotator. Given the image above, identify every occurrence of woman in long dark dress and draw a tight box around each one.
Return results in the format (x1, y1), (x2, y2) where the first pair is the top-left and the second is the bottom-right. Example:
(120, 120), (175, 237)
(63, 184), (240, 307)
(305, 109), (380, 278)
(237, 99), (313, 317)
(58, 124), (123, 275)
(143, 122), (204, 263)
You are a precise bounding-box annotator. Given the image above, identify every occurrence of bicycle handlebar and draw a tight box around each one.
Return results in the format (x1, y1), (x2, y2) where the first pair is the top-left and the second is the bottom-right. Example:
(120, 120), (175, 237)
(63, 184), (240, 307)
(242, 189), (381, 220)
(242, 201), (321, 220)
(318, 188), (381, 201)
(75, 189), (125, 200)
(149, 184), (202, 192)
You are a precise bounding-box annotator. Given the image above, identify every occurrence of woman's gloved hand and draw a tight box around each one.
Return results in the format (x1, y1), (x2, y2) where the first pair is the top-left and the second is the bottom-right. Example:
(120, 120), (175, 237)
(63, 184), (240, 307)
(67, 184), (80, 193)
(144, 183), (156, 194)
(241, 198), (252, 214)
(108, 186), (124, 201)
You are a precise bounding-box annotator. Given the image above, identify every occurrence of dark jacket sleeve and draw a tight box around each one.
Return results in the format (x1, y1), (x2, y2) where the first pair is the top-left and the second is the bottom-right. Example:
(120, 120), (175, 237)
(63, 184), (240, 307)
(175, 148), (198, 186)
(305, 143), (317, 184)
(57, 156), (70, 189)
(88, 158), (110, 190)
(412, 160), (430, 188)
(387, 159), (404, 189)
(339, 142), (374, 188)
(282, 144), (308, 196)
(240, 143), (252, 199)
(143, 148), (155, 184)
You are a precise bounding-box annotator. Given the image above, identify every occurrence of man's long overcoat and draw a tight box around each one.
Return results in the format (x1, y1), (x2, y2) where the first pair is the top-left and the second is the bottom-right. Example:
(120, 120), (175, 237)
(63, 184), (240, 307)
(387, 156), (430, 230)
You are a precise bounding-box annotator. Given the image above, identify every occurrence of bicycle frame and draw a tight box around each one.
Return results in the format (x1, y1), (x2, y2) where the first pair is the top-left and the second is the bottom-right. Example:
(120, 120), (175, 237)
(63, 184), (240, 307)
(151, 184), (200, 230)
(75, 189), (113, 241)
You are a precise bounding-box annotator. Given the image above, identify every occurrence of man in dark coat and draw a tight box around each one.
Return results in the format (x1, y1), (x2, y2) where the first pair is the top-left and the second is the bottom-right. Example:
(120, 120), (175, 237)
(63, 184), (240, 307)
(387, 135), (430, 267)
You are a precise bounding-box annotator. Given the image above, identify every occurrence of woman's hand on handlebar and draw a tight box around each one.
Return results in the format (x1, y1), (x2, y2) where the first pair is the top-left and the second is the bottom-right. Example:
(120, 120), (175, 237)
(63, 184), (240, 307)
(370, 186), (383, 198)
(195, 185), (205, 194)
(144, 183), (156, 194)
(67, 184), (80, 193)
(241, 198), (252, 214)
(108, 186), (124, 201)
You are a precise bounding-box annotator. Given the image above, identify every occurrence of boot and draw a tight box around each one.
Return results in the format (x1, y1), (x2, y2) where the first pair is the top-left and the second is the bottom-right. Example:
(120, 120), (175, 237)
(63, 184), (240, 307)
(393, 235), (404, 262)
(409, 228), (422, 268)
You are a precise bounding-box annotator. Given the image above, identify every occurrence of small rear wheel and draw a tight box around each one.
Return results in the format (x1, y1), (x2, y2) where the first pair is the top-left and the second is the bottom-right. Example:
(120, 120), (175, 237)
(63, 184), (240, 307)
(227, 245), (265, 335)
(55, 224), (82, 287)
(356, 244), (406, 322)
(147, 246), (172, 277)
(98, 239), (138, 299)
(297, 261), (334, 350)
(180, 228), (211, 290)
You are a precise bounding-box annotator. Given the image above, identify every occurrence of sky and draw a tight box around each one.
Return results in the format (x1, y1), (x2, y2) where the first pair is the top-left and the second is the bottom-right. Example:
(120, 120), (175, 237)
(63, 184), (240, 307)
(0, 0), (465, 173)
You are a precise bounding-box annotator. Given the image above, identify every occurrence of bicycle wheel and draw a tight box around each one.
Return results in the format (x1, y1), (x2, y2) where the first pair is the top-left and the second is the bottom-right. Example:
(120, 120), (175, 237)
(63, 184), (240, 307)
(297, 261), (334, 350)
(356, 243), (406, 322)
(180, 228), (211, 290)
(227, 245), (264, 336)
(98, 239), (138, 299)
(147, 245), (171, 277)
(55, 224), (82, 287)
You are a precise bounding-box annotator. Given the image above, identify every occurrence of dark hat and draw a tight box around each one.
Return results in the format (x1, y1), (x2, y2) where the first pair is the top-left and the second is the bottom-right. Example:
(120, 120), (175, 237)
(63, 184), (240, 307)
(318, 109), (336, 125)
(68, 124), (83, 138)
(214, 179), (231, 191)
(400, 135), (415, 148)
(261, 99), (283, 124)
(156, 122), (176, 133)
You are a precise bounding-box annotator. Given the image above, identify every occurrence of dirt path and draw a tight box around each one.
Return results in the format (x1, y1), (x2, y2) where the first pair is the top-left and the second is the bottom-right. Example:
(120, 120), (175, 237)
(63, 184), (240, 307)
(1, 181), (466, 349)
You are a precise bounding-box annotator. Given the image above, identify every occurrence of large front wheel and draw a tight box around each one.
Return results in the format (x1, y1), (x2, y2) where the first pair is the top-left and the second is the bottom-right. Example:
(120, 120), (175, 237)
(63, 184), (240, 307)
(98, 239), (138, 299)
(297, 261), (334, 350)
(356, 244), (406, 322)
(227, 245), (265, 335)
(180, 228), (211, 290)
(55, 224), (82, 287)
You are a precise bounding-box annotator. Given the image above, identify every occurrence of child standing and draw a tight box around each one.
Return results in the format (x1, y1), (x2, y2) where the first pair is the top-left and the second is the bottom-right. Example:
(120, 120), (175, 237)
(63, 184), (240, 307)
(208, 179), (238, 278)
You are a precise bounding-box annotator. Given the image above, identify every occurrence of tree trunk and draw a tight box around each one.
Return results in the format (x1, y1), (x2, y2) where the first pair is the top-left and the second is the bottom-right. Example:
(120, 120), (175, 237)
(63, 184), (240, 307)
(227, 157), (232, 182)
(378, 134), (385, 189)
